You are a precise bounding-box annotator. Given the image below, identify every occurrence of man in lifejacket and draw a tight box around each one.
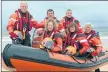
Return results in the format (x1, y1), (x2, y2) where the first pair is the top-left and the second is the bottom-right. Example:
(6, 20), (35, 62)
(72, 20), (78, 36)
(41, 19), (63, 52)
(7, 2), (44, 46)
(84, 24), (103, 56)
(64, 23), (90, 55)
(58, 9), (81, 33)
(40, 9), (58, 26)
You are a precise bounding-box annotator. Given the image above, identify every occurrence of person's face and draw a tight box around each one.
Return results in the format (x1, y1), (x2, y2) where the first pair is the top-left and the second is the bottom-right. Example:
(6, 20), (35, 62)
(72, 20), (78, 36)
(70, 27), (75, 32)
(85, 26), (92, 33)
(20, 3), (28, 13)
(66, 11), (72, 18)
(47, 22), (54, 31)
(47, 11), (54, 18)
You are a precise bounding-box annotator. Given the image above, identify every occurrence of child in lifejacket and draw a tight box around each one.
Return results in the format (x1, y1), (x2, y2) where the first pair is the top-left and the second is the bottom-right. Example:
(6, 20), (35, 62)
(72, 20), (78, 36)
(41, 19), (63, 52)
(64, 22), (90, 56)
(84, 24), (103, 56)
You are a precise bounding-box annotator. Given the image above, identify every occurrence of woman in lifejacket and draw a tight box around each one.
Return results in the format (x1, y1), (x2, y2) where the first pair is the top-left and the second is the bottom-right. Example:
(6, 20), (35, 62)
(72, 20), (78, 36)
(64, 22), (90, 56)
(84, 24), (103, 56)
(41, 19), (63, 52)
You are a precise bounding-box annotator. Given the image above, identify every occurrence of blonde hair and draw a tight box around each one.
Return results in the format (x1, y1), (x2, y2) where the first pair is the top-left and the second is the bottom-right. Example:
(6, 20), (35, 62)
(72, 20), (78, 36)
(45, 19), (57, 31)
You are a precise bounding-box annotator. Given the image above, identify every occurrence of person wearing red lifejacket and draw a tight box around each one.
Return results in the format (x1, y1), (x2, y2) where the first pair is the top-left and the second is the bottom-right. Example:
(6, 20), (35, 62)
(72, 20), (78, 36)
(74, 20), (84, 33)
(84, 24), (103, 56)
(7, 2), (44, 46)
(40, 9), (58, 26)
(58, 9), (81, 33)
(64, 23), (90, 55)
(41, 19), (63, 52)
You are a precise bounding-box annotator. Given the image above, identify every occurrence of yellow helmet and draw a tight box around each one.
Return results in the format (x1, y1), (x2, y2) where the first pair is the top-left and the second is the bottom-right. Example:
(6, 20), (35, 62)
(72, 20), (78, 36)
(66, 46), (76, 55)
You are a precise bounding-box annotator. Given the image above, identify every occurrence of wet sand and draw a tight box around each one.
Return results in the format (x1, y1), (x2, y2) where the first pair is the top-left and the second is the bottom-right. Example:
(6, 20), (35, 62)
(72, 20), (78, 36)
(100, 64), (108, 71)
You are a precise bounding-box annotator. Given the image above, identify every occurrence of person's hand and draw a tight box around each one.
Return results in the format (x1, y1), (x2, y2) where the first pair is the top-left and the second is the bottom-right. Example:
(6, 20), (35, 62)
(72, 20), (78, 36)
(79, 49), (85, 55)
(9, 32), (18, 39)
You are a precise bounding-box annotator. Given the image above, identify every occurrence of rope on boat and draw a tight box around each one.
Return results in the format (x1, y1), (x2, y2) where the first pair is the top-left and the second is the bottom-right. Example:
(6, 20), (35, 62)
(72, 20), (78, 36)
(71, 55), (87, 64)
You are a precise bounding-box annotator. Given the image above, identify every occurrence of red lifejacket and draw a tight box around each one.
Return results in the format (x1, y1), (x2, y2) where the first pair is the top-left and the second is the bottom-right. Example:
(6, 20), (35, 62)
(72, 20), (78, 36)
(43, 30), (59, 47)
(76, 33), (90, 54)
(64, 32), (78, 49)
(63, 16), (75, 29)
(14, 9), (32, 33)
(84, 30), (96, 40)
(43, 30), (57, 39)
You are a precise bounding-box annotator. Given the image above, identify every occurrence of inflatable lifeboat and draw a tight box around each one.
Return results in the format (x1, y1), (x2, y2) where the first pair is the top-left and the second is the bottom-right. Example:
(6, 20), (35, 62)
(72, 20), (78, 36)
(2, 29), (108, 72)
(2, 44), (108, 72)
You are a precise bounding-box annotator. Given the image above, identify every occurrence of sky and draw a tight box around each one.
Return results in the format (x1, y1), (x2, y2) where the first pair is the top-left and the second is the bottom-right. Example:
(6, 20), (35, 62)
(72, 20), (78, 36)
(2, 1), (108, 32)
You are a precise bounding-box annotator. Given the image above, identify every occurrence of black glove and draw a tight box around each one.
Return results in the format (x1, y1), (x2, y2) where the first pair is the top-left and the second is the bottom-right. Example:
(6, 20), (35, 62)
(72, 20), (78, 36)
(12, 38), (22, 44)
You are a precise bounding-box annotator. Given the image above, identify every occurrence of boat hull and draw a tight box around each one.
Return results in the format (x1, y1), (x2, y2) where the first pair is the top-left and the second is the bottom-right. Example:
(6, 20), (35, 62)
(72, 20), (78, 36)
(2, 44), (108, 71)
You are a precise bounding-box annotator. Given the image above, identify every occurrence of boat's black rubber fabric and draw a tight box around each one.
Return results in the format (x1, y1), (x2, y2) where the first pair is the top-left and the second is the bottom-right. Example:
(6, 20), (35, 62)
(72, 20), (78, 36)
(3, 44), (14, 68)
(3, 44), (108, 69)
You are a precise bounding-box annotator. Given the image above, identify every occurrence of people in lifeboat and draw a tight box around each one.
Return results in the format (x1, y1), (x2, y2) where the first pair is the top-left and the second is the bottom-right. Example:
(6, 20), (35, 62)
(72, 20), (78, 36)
(57, 9), (83, 43)
(64, 22), (90, 56)
(40, 19), (63, 52)
(84, 24), (103, 56)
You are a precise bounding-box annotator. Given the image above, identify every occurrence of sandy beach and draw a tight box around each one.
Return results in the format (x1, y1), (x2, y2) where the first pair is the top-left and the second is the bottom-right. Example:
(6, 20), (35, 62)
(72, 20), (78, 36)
(1, 37), (108, 71)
